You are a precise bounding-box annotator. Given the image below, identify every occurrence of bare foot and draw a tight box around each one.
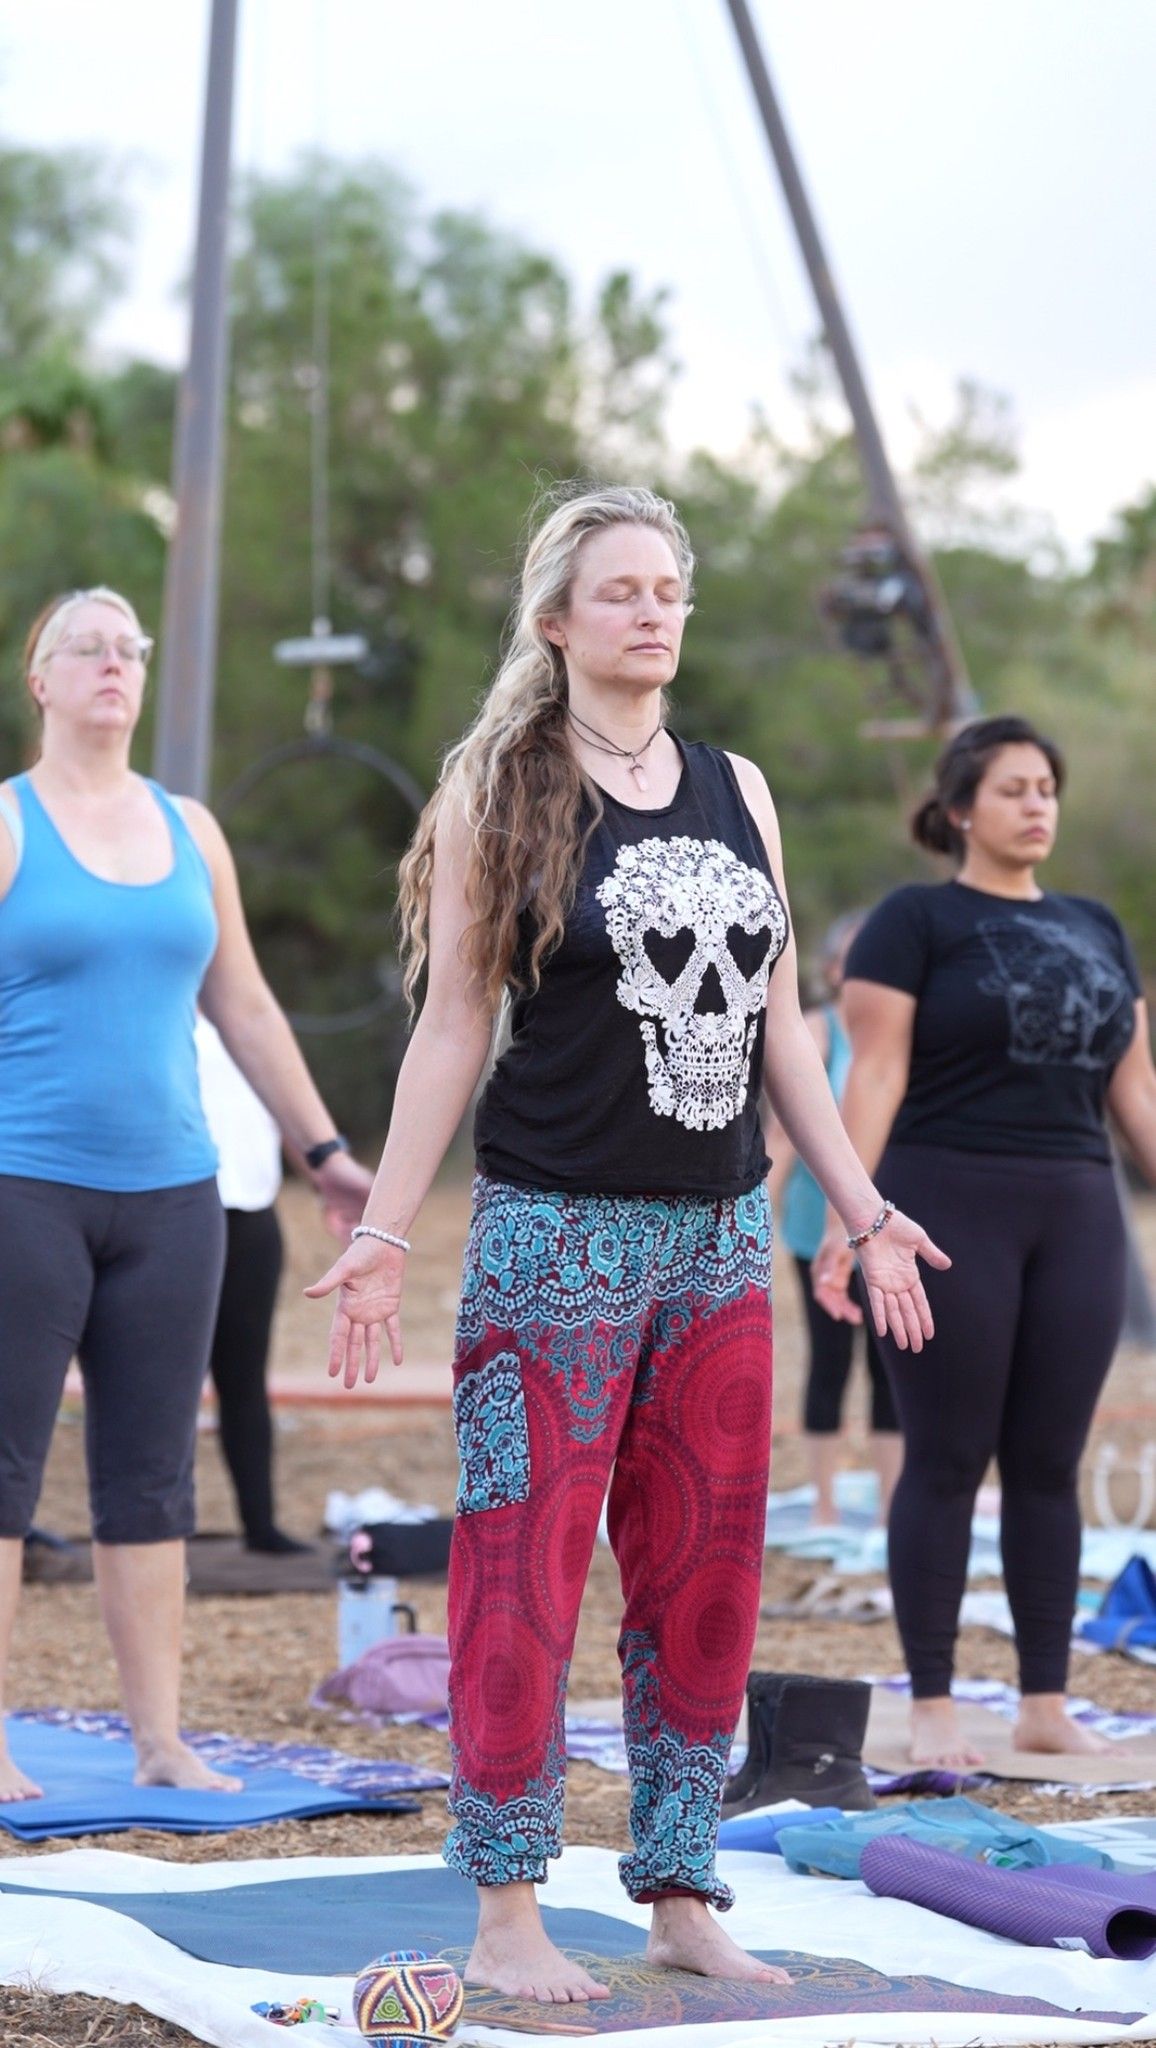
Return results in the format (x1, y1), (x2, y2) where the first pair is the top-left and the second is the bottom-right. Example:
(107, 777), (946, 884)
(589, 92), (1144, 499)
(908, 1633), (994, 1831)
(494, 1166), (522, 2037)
(134, 1741), (242, 1792)
(647, 1897), (791, 1984)
(1013, 1696), (1112, 1756)
(0, 1747), (43, 1802)
(466, 1929), (609, 2003)
(909, 1698), (986, 1772)
(468, 1881), (609, 2003)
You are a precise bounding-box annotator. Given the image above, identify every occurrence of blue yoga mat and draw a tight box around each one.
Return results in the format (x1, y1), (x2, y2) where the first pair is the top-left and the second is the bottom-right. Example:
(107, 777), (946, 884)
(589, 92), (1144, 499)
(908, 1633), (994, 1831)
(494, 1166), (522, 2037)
(0, 1718), (431, 1840)
(717, 1805), (844, 1852)
(0, 1866), (645, 1972)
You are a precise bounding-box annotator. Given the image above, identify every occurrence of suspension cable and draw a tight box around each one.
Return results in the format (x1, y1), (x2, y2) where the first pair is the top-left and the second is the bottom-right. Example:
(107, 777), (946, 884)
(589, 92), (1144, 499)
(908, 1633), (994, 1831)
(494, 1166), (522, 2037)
(310, 0), (332, 634)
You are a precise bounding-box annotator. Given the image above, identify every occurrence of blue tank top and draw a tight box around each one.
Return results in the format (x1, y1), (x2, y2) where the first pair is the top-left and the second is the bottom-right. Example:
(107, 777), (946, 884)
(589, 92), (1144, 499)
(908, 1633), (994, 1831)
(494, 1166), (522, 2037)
(780, 1006), (850, 1258)
(0, 774), (219, 1191)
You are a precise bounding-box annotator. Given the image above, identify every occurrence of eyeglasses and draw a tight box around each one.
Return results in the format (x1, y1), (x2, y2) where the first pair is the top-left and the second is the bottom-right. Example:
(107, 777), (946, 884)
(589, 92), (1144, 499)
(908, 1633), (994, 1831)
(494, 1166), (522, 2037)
(52, 633), (155, 665)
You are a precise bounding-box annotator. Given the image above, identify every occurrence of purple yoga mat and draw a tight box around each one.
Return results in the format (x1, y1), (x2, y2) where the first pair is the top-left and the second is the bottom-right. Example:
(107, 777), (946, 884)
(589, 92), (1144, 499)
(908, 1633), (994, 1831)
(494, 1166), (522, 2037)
(861, 1836), (1156, 1960)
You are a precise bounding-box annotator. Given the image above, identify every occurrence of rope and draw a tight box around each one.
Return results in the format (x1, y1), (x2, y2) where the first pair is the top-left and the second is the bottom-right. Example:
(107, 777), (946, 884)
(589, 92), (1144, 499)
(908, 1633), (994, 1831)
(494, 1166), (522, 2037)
(310, 0), (332, 634)
(672, 0), (804, 365)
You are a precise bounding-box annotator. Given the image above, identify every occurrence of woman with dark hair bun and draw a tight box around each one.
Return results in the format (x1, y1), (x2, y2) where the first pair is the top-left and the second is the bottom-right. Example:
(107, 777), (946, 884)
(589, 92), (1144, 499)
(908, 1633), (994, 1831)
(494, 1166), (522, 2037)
(815, 714), (1156, 1770)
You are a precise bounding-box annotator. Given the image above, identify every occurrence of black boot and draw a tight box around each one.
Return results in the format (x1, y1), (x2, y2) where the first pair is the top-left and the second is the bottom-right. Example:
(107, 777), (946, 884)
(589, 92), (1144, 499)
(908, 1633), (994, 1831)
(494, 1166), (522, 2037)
(721, 1672), (875, 1817)
(720, 1671), (790, 1809)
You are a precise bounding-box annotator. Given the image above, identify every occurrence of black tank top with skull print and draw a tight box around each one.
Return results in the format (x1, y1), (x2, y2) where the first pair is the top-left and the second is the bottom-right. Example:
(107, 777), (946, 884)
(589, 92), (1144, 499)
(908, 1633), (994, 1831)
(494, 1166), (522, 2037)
(474, 738), (789, 1197)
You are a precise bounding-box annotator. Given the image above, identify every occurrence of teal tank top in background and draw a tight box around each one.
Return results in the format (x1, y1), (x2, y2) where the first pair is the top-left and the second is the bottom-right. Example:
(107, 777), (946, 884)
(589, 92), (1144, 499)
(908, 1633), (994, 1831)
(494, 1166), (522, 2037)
(779, 1005), (851, 1259)
(0, 774), (219, 1191)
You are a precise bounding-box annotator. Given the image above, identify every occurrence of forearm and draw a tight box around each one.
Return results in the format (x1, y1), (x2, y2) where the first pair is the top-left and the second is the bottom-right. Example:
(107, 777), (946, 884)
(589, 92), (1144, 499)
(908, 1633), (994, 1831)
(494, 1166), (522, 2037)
(358, 1010), (493, 1238)
(765, 1144), (795, 1214)
(211, 989), (339, 1153)
(765, 1020), (881, 1230)
(761, 1104), (797, 1211)
(837, 1060), (906, 1186)
(1110, 1088), (1156, 1184)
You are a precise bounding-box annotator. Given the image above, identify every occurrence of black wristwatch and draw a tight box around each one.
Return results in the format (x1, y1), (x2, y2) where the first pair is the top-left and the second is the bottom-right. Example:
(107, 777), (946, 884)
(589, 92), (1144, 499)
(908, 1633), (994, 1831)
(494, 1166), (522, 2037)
(304, 1134), (350, 1171)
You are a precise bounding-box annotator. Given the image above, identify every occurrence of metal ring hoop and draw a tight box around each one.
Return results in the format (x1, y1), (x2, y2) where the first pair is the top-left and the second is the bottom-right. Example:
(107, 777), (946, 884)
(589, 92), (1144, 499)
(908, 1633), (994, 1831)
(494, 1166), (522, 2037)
(216, 733), (425, 1036)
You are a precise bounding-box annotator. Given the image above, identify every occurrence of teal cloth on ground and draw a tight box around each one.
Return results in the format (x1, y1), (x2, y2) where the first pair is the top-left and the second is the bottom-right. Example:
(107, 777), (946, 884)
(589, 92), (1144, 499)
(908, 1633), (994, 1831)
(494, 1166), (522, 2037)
(779, 1006), (850, 1258)
(776, 1796), (1118, 1881)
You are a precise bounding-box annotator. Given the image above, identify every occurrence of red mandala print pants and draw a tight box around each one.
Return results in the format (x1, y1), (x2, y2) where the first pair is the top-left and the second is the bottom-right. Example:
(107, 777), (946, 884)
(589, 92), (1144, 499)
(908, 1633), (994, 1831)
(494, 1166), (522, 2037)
(444, 1176), (774, 1906)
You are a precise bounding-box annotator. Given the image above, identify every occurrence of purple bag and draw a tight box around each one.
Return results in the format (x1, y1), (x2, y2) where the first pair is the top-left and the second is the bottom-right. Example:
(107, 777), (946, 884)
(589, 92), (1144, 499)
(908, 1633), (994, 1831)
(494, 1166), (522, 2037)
(314, 1635), (451, 1717)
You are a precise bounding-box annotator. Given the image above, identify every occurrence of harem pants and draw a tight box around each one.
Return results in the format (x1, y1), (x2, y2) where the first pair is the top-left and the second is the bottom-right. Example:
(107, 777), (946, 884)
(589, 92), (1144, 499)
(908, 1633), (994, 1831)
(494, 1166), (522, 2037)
(444, 1175), (774, 1907)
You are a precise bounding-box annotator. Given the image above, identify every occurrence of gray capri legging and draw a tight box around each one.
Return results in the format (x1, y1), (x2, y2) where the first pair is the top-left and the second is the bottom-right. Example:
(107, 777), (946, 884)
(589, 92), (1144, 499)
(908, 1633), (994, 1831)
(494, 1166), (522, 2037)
(0, 1175), (225, 1543)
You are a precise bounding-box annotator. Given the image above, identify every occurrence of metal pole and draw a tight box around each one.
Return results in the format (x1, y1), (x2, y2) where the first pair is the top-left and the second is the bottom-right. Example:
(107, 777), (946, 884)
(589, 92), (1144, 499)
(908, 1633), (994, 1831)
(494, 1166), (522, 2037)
(723, 0), (977, 728)
(152, 0), (239, 799)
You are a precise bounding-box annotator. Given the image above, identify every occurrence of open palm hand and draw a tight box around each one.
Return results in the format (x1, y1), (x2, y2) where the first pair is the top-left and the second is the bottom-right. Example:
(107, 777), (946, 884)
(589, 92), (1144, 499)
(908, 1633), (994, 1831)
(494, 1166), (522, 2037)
(813, 1210), (950, 1352)
(304, 1235), (406, 1387)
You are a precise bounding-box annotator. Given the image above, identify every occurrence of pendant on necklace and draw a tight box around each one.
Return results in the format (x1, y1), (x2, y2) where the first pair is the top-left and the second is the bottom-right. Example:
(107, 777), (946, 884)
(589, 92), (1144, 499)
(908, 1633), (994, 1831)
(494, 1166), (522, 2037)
(630, 759), (649, 793)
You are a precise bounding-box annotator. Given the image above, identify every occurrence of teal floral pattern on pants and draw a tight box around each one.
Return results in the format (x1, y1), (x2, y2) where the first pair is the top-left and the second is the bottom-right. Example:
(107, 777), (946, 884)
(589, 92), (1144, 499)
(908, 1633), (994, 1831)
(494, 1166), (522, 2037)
(445, 1176), (772, 1909)
(454, 1351), (530, 1514)
(456, 1178), (771, 1447)
(618, 1627), (735, 1908)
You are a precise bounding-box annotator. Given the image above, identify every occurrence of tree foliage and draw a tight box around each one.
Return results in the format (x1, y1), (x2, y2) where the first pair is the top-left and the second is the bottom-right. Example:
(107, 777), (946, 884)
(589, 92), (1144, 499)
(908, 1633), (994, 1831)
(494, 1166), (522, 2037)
(1, 138), (1153, 1126)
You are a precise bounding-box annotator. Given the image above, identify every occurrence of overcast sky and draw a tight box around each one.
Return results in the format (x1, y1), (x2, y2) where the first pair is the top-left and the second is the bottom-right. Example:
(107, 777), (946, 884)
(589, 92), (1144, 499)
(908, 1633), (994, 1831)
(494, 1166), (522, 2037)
(3, 0), (1154, 556)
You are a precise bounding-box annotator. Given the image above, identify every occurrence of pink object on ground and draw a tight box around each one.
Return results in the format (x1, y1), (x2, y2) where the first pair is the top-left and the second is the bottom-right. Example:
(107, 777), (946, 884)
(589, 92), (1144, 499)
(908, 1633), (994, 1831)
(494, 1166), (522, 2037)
(314, 1636), (451, 1717)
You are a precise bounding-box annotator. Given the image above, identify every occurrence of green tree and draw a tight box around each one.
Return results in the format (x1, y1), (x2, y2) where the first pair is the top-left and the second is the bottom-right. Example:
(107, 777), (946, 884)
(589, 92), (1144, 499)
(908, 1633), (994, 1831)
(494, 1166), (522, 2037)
(212, 158), (678, 1124)
(0, 142), (160, 766)
(0, 142), (127, 364)
(2, 132), (1152, 1121)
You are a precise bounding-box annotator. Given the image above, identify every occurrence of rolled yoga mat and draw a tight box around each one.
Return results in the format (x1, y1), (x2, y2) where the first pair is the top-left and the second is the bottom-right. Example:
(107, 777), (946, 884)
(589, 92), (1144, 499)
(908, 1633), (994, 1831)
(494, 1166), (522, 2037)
(860, 1835), (1156, 1960)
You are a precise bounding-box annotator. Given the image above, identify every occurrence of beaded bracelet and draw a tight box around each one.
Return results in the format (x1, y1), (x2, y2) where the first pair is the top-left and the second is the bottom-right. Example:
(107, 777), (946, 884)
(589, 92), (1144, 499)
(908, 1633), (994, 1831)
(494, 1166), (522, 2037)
(845, 1200), (895, 1251)
(350, 1224), (412, 1253)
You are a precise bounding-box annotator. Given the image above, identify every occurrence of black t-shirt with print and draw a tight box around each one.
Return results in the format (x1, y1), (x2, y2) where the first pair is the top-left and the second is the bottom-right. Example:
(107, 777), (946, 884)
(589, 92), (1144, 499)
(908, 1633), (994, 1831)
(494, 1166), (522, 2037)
(474, 738), (789, 1197)
(844, 881), (1142, 1160)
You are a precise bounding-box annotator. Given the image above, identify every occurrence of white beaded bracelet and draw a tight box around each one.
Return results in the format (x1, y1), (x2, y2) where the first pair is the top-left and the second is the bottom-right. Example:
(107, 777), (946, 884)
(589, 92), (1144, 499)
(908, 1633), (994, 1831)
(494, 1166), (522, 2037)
(350, 1224), (412, 1253)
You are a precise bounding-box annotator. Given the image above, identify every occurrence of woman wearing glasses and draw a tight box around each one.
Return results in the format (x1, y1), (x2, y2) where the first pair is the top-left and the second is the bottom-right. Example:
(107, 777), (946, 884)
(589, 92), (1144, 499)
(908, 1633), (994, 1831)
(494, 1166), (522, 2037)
(0, 586), (370, 1802)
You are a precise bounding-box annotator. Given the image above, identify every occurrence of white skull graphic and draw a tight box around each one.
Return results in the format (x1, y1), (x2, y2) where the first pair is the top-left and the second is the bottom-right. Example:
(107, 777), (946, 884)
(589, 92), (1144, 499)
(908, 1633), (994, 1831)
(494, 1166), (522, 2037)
(597, 836), (786, 1130)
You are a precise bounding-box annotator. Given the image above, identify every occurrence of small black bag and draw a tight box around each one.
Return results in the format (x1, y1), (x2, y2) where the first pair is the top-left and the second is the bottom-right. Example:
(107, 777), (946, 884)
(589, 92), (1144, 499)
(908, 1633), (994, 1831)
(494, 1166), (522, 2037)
(350, 1518), (454, 1578)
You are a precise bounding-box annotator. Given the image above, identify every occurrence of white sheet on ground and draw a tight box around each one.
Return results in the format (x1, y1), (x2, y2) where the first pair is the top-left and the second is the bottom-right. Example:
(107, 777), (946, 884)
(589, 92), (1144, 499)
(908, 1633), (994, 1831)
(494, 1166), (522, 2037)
(760, 1475), (1156, 1585)
(3, 1840), (1156, 2048)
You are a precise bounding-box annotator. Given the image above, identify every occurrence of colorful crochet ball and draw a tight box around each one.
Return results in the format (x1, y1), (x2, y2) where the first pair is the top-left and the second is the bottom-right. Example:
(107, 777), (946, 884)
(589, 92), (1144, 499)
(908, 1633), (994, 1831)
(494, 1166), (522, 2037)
(352, 1950), (464, 2046)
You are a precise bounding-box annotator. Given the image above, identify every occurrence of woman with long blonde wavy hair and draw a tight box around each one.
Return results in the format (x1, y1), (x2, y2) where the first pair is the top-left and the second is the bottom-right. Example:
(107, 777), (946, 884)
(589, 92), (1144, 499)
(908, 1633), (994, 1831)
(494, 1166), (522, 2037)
(308, 482), (947, 2004)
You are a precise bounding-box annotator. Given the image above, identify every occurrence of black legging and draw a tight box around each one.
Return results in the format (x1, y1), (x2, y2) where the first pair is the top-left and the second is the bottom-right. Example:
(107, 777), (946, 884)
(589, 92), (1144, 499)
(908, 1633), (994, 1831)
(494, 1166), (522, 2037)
(793, 1255), (898, 1434)
(875, 1144), (1125, 1698)
(0, 1175), (224, 1541)
(207, 1205), (283, 1543)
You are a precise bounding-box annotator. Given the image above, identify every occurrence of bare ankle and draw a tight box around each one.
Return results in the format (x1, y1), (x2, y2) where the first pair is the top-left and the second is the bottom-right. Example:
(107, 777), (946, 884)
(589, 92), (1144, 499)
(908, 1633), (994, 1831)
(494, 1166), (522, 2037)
(476, 1879), (542, 1927)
